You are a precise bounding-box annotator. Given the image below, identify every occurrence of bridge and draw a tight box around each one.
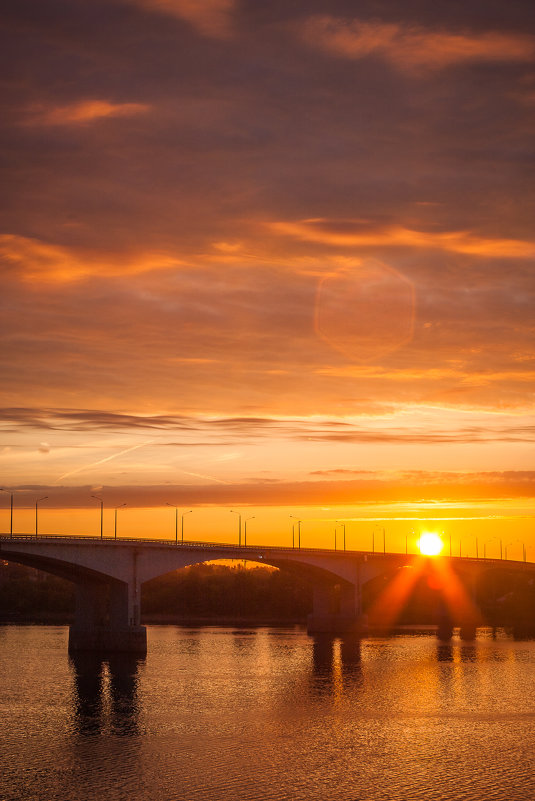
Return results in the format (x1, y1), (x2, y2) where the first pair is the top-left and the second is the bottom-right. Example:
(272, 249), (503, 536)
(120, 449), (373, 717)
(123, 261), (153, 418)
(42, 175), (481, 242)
(1, 534), (534, 653)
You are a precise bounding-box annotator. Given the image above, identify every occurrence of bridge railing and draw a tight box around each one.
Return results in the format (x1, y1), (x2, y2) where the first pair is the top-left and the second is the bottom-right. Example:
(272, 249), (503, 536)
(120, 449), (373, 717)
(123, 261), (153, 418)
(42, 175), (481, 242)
(0, 532), (532, 567)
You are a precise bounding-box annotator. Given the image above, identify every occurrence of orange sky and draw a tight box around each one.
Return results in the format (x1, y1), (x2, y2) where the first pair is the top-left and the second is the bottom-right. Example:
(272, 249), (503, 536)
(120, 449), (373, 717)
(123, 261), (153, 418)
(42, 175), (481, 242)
(1, 0), (534, 553)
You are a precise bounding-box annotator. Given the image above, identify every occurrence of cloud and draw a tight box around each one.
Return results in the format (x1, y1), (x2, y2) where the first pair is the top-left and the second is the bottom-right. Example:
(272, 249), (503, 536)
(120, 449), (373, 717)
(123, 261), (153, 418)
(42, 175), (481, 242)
(0, 235), (186, 282)
(27, 100), (150, 126)
(0, 408), (195, 432)
(268, 220), (535, 259)
(1, 0), (534, 446)
(0, 239), (533, 415)
(6, 470), (535, 508)
(1, 407), (533, 447)
(132, 0), (235, 38)
(301, 16), (535, 73)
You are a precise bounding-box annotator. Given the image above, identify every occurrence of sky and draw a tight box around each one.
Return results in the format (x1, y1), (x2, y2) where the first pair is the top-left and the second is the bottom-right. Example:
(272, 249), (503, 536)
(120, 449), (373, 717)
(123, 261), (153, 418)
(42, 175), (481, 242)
(1, 0), (534, 554)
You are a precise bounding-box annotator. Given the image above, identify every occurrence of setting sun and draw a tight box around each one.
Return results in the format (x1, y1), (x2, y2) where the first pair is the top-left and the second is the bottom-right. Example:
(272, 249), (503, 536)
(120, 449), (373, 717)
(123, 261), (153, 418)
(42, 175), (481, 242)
(418, 532), (444, 556)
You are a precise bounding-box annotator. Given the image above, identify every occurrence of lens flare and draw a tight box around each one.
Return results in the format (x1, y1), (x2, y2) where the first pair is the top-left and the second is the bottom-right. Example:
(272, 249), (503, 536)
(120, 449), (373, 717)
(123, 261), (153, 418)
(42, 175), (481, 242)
(419, 532), (444, 556)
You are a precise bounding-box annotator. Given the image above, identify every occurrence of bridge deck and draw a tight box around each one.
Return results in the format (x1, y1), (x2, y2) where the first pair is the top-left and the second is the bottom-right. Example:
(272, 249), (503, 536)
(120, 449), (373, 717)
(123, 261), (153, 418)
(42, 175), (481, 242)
(0, 533), (532, 569)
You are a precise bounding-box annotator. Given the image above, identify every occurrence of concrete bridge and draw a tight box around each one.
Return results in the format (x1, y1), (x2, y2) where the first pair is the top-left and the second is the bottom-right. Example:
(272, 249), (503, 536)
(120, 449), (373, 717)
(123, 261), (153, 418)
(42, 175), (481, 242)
(1, 534), (534, 653)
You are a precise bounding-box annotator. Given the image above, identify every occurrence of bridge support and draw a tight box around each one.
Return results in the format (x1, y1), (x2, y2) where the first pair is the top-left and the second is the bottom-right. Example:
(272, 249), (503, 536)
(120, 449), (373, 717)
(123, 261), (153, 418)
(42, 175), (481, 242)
(307, 582), (367, 635)
(69, 579), (147, 654)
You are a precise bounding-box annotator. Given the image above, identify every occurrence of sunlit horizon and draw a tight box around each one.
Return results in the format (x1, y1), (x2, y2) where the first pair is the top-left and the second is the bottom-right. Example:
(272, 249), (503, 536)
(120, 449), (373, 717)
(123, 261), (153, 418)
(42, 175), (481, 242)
(2, 502), (532, 563)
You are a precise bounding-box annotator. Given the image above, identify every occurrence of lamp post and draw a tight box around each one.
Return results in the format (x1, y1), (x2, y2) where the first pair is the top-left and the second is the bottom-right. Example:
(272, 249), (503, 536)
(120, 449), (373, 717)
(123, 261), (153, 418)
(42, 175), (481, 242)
(290, 515), (296, 548)
(0, 488), (13, 537)
(114, 503), (127, 539)
(35, 496), (48, 538)
(230, 510), (242, 546)
(91, 495), (103, 539)
(244, 516), (255, 547)
(372, 526), (385, 554)
(290, 515), (301, 548)
(336, 521), (346, 551)
(181, 510), (192, 543)
(166, 503), (179, 543)
(463, 535), (479, 558)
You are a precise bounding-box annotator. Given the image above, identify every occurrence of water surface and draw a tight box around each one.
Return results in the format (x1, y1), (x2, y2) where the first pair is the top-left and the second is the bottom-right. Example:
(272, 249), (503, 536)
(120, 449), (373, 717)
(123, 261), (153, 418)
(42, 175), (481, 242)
(1, 626), (534, 800)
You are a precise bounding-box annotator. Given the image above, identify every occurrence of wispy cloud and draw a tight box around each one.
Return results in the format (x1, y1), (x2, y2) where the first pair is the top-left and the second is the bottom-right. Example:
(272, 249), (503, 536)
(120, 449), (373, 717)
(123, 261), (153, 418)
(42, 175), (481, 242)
(0, 235), (185, 282)
(268, 220), (535, 259)
(301, 16), (535, 73)
(6, 470), (535, 508)
(27, 100), (150, 126)
(1, 408), (533, 446)
(132, 0), (236, 38)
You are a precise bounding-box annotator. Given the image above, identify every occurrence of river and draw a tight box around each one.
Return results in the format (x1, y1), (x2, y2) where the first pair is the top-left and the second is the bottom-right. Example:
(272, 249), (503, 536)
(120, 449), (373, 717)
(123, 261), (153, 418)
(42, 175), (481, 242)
(1, 625), (534, 800)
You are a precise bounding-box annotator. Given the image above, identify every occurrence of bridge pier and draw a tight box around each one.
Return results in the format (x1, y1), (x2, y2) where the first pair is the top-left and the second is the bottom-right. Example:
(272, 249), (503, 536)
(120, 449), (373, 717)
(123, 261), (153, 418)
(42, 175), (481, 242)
(307, 582), (368, 635)
(69, 579), (147, 654)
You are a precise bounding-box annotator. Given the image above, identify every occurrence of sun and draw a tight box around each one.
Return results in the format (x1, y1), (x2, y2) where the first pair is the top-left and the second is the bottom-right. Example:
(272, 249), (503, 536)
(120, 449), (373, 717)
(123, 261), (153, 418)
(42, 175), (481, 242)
(418, 532), (444, 556)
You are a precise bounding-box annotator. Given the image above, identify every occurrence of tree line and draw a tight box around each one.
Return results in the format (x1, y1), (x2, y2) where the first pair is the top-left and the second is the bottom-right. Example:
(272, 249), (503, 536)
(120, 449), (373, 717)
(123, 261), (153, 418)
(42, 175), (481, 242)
(1, 561), (534, 631)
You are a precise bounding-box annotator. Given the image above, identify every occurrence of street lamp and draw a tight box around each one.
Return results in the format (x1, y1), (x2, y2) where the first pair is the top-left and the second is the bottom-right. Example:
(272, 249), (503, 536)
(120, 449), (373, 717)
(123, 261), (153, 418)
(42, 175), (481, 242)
(289, 518), (296, 548)
(336, 521), (346, 551)
(35, 496), (48, 538)
(114, 503), (127, 539)
(289, 515), (301, 548)
(244, 516), (255, 547)
(230, 509), (242, 546)
(166, 503), (179, 543)
(181, 510), (193, 543)
(91, 495), (103, 539)
(0, 488), (14, 537)
(372, 526), (385, 554)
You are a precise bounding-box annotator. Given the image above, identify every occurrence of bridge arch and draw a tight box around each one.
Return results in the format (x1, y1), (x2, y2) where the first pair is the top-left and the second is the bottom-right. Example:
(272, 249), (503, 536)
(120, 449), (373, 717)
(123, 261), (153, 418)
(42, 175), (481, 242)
(2, 536), (533, 652)
(138, 552), (358, 588)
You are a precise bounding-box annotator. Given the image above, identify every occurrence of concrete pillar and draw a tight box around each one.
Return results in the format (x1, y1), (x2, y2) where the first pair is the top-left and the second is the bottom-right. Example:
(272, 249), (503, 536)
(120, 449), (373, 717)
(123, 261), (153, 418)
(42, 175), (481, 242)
(339, 583), (359, 617)
(69, 572), (146, 654)
(109, 581), (129, 629)
(436, 598), (454, 641)
(73, 582), (107, 630)
(312, 584), (333, 616)
(307, 580), (366, 635)
(127, 558), (141, 626)
(457, 569), (481, 641)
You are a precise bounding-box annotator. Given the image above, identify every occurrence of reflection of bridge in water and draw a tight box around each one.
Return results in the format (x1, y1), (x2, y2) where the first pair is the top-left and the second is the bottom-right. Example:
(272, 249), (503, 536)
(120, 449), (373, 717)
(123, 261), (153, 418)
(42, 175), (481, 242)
(1, 535), (534, 653)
